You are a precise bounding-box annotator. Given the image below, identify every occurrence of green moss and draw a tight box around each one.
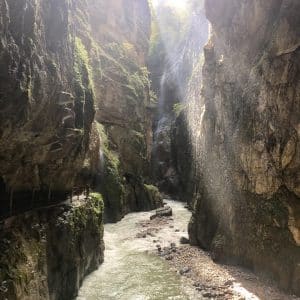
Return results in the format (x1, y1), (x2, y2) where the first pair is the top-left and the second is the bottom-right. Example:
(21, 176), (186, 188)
(96, 123), (120, 169)
(99, 42), (154, 107)
(0, 227), (46, 299)
(129, 130), (147, 155)
(64, 194), (104, 237)
(73, 36), (97, 129)
(90, 192), (104, 214)
(173, 102), (187, 117)
(150, 90), (158, 104)
(75, 37), (90, 68)
(64, 207), (86, 237)
(74, 37), (95, 92)
(144, 184), (159, 193)
(95, 122), (125, 220)
(143, 184), (163, 209)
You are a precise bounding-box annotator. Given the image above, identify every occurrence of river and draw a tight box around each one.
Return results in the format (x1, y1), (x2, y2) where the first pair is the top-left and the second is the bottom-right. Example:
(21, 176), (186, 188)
(77, 200), (199, 300)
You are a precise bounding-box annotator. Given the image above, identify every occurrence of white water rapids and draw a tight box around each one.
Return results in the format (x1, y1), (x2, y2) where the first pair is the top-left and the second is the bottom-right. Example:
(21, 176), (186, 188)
(77, 200), (199, 300)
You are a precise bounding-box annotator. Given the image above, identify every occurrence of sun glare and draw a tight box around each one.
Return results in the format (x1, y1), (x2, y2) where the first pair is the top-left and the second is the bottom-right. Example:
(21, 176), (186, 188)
(152, 0), (188, 11)
(171, 0), (188, 10)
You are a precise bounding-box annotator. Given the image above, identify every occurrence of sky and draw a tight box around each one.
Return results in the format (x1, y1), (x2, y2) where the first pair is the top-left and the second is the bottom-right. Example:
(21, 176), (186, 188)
(151, 0), (188, 10)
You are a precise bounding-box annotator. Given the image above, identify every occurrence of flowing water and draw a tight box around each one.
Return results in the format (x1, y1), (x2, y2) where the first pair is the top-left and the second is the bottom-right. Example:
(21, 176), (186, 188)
(77, 200), (198, 300)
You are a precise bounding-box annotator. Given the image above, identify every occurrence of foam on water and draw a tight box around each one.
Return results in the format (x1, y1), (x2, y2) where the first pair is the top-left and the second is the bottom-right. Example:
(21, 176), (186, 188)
(77, 201), (198, 300)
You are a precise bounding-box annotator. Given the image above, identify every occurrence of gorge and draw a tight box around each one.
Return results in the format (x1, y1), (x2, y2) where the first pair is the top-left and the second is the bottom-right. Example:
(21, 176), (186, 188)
(0, 0), (299, 299)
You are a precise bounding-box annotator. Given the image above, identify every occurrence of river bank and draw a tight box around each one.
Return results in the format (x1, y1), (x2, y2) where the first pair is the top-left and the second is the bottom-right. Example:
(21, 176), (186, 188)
(76, 200), (197, 300)
(77, 200), (299, 300)
(139, 201), (299, 300)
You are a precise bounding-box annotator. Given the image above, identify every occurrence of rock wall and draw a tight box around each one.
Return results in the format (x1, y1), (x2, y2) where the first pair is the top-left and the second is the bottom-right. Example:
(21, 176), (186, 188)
(72, 0), (162, 221)
(0, 0), (95, 217)
(188, 0), (300, 295)
(0, 0), (161, 298)
(0, 0), (161, 221)
(149, 3), (208, 200)
(0, 195), (104, 300)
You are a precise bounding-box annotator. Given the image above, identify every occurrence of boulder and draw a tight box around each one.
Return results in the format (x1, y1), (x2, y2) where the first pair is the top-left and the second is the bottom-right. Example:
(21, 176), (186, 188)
(150, 205), (172, 220)
(180, 237), (189, 244)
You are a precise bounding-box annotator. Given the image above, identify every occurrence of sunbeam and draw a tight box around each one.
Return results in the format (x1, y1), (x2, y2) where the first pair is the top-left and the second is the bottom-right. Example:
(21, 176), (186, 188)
(0, 0), (299, 299)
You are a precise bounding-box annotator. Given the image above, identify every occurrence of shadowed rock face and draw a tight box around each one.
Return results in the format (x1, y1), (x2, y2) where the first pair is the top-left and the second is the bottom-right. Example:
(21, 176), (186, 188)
(0, 0), (161, 221)
(0, 197), (104, 300)
(0, 0), (160, 299)
(93, 0), (153, 179)
(189, 0), (300, 295)
(0, 0), (95, 216)
(149, 7), (209, 199)
(74, 0), (162, 222)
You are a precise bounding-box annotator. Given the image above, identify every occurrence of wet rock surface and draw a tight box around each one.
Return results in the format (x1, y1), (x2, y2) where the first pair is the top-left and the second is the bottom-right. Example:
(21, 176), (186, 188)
(0, 1), (161, 298)
(0, 196), (104, 300)
(187, 0), (300, 296)
(0, 0), (161, 222)
(83, 0), (161, 222)
(0, 0), (96, 216)
(180, 236), (190, 244)
(150, 205), (173, 220)
(149, 4), (209, 202)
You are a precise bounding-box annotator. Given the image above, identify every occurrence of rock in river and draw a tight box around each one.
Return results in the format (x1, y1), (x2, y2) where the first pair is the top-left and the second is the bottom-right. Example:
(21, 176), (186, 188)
(150, 206), (173, 220)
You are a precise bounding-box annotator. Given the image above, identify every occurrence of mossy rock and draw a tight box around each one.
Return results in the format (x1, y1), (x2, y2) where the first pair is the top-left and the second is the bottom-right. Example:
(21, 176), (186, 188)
(95, 123), (126, 222)
(131, 184), (163, 211)
(143, 184), (163, 208)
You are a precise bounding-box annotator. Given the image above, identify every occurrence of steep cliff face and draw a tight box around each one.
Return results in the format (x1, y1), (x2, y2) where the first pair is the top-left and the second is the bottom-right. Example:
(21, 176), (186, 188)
(0, 195), (104, 300)
(0, 0), (161, 221)
(0, 0), (95, 217)
(0, 0), (160, 298)
(149, 3), (208, 199)
(189, 0), (300, 295)
(74, 0), (162, 221)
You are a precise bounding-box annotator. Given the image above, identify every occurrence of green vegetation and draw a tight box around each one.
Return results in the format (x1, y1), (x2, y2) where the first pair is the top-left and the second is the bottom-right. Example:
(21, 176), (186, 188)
(0, 197), (104, 299)
(130, 130), (147, 156)
(150, 90), (158, 104)
(96, 122), (125, 221)
(73, 36), (97, 129)
(90, 192), (104, 215)
(75, 37), (90, 68)
(126, 67), (150, 103)
(0, 221), (47, 299)
(173, 102), (187, 117)
(143, 184), (162, 208)
(62, 194), (104, 237)
(96, 123), (120, 169)
(144, 184), (159, 193)
(74, 37), (95, 92)
(99, 42), (154, 107)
